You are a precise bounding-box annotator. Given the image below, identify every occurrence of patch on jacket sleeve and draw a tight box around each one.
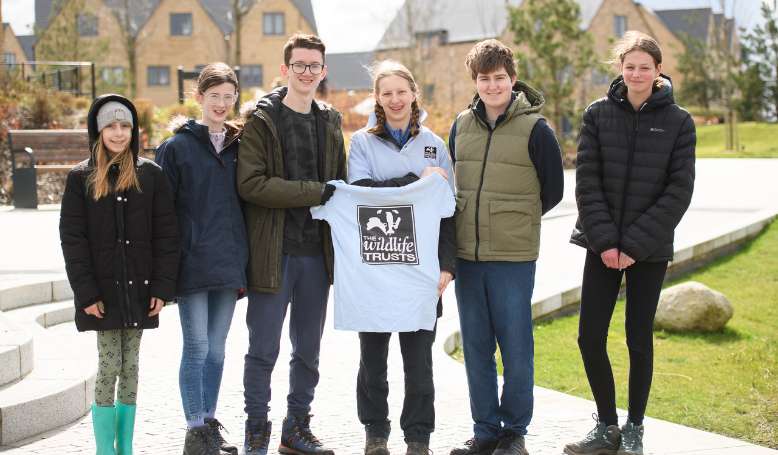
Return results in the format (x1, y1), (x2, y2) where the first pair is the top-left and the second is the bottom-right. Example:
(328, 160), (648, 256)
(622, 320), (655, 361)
(424, 146), (437, 159)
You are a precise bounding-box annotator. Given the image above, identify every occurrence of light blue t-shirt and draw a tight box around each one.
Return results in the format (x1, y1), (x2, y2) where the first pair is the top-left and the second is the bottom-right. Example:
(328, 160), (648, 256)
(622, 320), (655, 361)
(310, 174), (455, 332)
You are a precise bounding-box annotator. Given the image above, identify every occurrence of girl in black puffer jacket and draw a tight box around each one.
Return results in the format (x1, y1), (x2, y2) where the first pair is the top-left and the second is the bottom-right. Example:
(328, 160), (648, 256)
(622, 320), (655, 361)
(565, 32), (695, 455)
(60, 94), (179, 454)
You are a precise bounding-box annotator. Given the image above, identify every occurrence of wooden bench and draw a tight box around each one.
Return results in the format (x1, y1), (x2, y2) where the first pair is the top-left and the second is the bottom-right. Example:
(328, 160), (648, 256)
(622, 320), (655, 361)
(8, 129), (90, 171)
(8, 129), (90, 208)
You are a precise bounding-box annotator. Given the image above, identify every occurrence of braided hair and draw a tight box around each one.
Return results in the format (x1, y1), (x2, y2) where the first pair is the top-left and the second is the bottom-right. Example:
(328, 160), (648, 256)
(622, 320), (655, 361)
(367, 60), (421, 138)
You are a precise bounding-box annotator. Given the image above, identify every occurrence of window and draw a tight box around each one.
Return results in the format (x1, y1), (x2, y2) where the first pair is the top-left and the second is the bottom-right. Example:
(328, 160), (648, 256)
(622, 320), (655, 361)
(241, 65), (263, 87)
(148, 66), (170, 86)
(614, 15), (627, 38)
(78, 13), (98, 36)
(263, 13), (285, 36)
(170, 13), (193, 36)
(101, 66), (126, 85)
(3, 53), (16, 64)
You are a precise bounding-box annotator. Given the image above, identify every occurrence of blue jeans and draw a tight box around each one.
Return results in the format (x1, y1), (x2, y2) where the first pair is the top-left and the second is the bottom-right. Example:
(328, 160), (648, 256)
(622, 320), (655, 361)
(243, 255), (330, 424)
(455, 259), (536, 439)
(178, 289), (238, 426)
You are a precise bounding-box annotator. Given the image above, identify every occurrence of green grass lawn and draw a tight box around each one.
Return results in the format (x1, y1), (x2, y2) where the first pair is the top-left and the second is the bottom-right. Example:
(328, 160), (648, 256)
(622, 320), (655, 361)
(696, 122), (778, 158)
(452, 220), (778, 448)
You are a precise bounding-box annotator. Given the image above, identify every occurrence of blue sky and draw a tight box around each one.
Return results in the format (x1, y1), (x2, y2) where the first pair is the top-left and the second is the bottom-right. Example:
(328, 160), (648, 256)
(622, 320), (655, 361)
(2, 0), (767, 53)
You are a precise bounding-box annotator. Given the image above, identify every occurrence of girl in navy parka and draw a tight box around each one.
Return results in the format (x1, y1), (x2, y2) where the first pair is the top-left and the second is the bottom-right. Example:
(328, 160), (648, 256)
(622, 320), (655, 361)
(155, 63), (248, 455)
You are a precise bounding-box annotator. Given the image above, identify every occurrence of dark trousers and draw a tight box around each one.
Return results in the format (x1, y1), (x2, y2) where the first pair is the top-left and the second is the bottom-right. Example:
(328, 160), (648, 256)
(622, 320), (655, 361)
(578, 251), (668, 426)
(243, 255), (330, 425)
(357, 328), (436, 444)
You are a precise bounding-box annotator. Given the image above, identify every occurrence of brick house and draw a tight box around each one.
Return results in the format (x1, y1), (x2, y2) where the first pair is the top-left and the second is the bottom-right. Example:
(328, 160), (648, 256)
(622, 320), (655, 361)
(2, 24), (34, 65)
(33, 0), (317, 106)
(373, 0), (697, 129)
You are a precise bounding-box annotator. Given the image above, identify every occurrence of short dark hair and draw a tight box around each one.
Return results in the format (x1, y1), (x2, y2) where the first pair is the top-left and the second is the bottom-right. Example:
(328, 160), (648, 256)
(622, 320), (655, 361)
(465, 39), (517, 81)
(196, 62), (238, 94)
(283, 33), (326, 65)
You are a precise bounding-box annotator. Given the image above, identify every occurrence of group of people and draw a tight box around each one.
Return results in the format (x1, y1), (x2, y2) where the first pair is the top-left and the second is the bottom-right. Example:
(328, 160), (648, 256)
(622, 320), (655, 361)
(59, 29), (695, 455)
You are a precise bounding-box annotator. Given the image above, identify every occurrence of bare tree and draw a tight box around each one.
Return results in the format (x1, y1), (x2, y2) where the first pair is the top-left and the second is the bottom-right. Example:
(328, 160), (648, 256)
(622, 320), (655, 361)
(230, 0), (252, 68)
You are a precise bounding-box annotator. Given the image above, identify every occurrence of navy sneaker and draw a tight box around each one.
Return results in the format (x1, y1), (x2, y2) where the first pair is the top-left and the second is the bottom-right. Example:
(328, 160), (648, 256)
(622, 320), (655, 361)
(279, 414), (334, 455)
(243, 420), (272, 455)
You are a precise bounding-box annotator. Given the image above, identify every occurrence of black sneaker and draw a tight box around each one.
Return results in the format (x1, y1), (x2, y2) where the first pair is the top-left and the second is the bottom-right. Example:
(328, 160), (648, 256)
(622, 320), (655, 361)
(184, 425), (220, 455)
(617, 422), (643, 455)
(279, 414), (334, 455)
(365, 436), (390, 455)
(406, 442), (430, 455)
(563, 420), (620, 455)
(205, 418), (238, 454)
(244, 420), (272, 455)
(492, 432), (528, 455)
(450, 438), (498, 455)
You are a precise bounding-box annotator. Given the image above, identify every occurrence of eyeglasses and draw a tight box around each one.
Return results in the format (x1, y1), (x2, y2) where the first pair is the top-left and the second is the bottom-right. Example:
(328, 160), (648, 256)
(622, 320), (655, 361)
(205, 93), (237, 105)
(290, 62), (324, 75)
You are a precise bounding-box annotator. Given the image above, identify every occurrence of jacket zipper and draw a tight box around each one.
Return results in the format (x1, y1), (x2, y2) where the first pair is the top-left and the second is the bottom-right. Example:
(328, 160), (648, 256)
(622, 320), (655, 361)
(617, 104), (645, 241)
(115, 191), (132, 327)
(474, 128), (494, 261)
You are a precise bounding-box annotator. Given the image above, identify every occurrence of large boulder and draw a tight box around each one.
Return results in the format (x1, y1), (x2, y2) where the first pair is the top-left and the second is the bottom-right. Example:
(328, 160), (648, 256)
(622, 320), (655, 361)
(655, 281), (733, 332)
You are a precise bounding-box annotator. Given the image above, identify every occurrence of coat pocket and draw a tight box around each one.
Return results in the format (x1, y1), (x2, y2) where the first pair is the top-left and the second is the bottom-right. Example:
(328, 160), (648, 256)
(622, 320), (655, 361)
(488, 199), (538, 252)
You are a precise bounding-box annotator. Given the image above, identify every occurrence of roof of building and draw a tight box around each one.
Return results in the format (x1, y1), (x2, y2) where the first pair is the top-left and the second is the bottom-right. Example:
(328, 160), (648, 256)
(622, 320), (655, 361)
(325, 51), (374, 90)
(377, 0), (605, 50)
(18, 35), (37, 60)
(654, 7), (712, 43)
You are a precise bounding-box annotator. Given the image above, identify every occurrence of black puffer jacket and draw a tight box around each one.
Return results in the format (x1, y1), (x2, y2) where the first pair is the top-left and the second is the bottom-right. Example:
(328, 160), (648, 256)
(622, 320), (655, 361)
(60, 94), (180, 332)
(570, 75), (695, 262)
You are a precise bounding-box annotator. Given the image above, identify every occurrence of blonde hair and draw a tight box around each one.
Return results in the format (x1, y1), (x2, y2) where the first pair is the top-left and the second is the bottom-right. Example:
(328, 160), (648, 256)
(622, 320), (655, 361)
(368, 60), (421, 138)
(87, 135), (140, 200)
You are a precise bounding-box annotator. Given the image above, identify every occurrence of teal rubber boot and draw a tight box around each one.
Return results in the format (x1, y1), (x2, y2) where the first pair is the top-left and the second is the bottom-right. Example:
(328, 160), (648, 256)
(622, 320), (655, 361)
(115, 401), (137, 455)
(91, 403), (117, 455)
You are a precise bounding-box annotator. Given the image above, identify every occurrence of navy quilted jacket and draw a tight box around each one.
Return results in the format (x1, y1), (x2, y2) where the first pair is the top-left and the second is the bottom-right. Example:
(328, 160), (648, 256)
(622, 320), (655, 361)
(155, 119), (248, 296)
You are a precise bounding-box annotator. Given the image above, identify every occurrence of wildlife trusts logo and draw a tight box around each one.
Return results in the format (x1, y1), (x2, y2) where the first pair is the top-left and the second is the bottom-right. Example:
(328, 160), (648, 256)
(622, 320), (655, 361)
(424, 146), (437, 159)
(358, 205), (419, 265)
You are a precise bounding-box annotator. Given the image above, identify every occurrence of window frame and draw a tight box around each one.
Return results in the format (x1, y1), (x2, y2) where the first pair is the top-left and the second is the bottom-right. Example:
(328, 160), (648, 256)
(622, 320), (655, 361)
(147, 65), (171, 86)
(263, 12), (285, 36)
(170, 12), (193, 36)
(77, 13), (99, 37)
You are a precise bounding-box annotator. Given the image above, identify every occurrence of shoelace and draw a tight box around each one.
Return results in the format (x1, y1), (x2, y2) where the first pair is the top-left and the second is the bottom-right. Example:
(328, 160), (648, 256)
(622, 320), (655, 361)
(209, 419), (229, 443)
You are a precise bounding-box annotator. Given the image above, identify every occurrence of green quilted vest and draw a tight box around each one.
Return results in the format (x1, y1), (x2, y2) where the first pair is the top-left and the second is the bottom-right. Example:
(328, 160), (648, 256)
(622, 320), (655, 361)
(453, 81), (545, 262)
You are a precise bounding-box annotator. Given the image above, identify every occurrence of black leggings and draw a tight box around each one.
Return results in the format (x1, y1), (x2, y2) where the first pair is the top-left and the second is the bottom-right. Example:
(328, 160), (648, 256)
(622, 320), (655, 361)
(578, 251), (668, 426)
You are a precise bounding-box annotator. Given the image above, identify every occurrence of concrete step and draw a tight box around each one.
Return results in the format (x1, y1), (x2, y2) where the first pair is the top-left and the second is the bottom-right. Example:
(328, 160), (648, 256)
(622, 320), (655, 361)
(0, 313), (33, 387)
(0, 279), (72, 312)
(0, 300), (96, 445)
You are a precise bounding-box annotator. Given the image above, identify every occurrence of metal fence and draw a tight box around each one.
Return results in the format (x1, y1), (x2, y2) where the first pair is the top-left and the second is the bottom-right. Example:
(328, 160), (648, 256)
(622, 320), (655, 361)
(2, 61), (96, 99)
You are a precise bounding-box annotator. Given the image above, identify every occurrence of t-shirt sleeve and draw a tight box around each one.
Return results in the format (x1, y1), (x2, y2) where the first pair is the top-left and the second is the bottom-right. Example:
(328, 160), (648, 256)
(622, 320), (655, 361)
(347, 133), (372, 184)
(433, 174), (456, 218)
(435, 137), (456, 194)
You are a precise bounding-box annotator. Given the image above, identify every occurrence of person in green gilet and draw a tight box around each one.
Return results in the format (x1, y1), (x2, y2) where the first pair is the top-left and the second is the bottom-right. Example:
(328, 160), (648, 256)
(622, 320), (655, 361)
(448, 39), (564, 455)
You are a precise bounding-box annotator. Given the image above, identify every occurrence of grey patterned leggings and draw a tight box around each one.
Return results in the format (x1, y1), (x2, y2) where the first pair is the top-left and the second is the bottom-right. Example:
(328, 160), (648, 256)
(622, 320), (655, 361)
(95, 328), (143, 406)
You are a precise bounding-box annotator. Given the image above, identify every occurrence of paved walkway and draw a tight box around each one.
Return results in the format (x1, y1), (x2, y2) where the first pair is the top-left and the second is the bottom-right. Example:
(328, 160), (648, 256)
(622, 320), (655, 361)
(1, 159), (777, 454)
